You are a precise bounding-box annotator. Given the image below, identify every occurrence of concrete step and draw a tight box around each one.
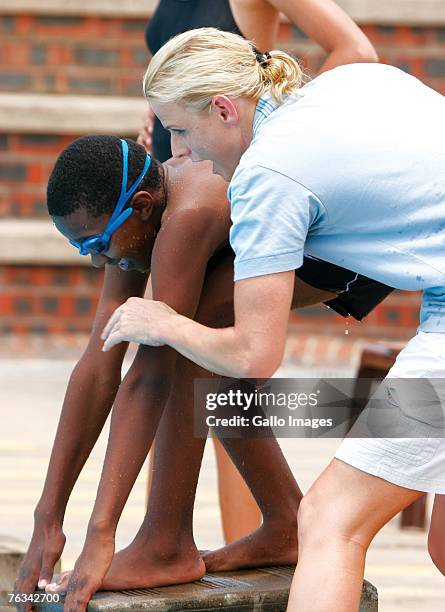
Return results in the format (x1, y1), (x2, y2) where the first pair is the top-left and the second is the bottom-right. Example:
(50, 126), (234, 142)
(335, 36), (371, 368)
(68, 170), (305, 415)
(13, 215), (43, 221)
(0, 94), (147, 223)
(0, 0), (443, 24)
(0, 0), (155, 18)
(0, 535), (26, 596)
(0, 219), (87, 264)
(0, 93), (147, 135)
(36, 567), (377, 611)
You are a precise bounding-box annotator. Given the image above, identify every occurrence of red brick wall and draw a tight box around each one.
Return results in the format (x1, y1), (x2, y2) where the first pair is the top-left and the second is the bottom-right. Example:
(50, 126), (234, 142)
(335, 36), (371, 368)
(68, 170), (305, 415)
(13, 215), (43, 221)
(0, 15), (150, 96)
(0, 15), (444, 96)
(0, 13), (443, 338)
(0, 18), (444, 222)
(280, 23), (445, 94)
(0, 265), (103, 334)
(0, 134), (79, 218)
(0, 267), (422, 338)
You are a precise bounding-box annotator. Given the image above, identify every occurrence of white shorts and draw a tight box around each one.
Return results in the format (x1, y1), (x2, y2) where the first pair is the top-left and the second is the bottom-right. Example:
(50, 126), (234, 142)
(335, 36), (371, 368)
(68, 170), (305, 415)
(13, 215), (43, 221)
(335, 331), (445, 494)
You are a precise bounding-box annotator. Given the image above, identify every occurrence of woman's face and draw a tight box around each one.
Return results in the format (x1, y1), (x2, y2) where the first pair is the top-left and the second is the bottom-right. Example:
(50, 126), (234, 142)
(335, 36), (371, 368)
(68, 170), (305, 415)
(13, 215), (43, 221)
(151, 98), (251, 181)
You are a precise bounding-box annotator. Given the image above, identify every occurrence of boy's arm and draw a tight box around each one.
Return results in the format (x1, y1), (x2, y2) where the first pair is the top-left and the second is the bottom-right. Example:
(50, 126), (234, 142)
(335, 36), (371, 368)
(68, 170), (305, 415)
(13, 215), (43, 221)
(88, 198), (231, 526)
(14, 265), (148, 605)
(61, 203), (227, 611)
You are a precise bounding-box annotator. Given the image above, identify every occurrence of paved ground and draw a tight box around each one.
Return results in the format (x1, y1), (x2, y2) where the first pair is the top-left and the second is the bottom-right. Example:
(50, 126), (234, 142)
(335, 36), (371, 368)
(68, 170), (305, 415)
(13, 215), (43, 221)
(1, 347), (444, 611)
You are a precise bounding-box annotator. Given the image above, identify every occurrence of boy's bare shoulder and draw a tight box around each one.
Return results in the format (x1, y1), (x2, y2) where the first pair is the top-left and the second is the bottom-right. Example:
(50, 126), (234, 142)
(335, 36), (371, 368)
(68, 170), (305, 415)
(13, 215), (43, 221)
(151, 160), (231, 311)
(151, 159), (231, 289)
(160, 158), (231, 253)
(164, 158), (229, 216)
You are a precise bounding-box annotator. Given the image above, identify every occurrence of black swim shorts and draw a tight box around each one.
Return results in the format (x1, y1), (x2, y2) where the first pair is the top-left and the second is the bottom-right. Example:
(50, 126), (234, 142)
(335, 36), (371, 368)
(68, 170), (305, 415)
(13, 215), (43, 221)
(296, 255), (393, 321)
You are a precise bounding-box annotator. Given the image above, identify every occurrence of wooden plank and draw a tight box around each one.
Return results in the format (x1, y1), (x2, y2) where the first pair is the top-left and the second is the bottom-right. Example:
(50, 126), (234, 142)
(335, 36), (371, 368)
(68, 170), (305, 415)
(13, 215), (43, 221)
(0, 0), (444, 25)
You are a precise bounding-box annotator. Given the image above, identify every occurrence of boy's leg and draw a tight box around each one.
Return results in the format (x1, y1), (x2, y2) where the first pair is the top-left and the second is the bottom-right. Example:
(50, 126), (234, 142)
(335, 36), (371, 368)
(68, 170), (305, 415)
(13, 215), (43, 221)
(146, 422), (262, 547)
(127, 256), (391, 574)
(203, 434), (301, 571)
(142, 254), (391, 553)
(103, 354), (209, 589)
(287, 458), (423, 612)
(105, 250), (302, 586)
(213, 436), (262, 542)
(428, 494), (445, 575)
(209, 256), (338, 547)
(104, 368), (301, 588)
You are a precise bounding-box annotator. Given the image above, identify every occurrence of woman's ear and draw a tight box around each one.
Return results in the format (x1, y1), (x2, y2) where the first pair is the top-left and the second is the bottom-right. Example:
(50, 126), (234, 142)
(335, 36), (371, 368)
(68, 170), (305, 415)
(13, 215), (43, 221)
(130, 191), (154, 221)
(211, 95), (239, 125)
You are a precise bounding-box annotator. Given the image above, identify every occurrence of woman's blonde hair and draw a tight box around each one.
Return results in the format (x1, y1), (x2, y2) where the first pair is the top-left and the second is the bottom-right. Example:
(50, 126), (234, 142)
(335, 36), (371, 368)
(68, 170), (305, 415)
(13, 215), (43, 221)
(143, 27), (305, 110)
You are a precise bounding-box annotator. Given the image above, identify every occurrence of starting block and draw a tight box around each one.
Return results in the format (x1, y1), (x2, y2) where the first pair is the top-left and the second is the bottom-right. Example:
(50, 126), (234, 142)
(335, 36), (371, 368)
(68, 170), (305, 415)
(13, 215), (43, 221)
(37, 566), (378, 611)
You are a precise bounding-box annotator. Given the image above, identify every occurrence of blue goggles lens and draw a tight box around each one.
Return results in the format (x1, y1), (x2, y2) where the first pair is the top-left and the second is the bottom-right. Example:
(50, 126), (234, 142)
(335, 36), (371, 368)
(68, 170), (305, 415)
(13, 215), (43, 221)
(70, 139), (151, 256)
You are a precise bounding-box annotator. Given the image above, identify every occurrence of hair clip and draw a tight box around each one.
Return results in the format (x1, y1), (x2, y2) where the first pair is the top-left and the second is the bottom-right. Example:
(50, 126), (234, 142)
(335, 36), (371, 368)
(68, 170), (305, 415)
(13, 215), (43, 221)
(253, 48), (272, 67)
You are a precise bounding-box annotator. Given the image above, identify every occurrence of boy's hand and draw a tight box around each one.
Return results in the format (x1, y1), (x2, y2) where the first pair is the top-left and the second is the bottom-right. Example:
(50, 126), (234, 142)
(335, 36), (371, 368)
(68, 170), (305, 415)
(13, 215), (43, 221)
(14, 522), (65, 611)
(61, 533), (115, 611)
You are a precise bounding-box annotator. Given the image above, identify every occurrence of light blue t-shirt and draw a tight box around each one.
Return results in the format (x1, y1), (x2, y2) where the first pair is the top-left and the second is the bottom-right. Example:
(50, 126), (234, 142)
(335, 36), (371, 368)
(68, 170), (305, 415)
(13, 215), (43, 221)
(228, 64), (445, 332)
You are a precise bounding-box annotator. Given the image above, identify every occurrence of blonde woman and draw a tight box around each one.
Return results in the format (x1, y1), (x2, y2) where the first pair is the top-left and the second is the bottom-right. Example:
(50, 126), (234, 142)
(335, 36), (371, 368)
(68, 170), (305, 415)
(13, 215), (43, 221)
(100, 28), (445, 612)
(139, 0), (378, 160)
(140, 0), (378, 547)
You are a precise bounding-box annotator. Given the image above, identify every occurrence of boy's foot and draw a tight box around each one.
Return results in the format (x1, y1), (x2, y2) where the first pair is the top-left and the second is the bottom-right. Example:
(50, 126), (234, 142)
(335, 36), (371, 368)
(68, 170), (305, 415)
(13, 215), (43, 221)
(47, 540), (205, 593)
(101, 539), (205, 590)
(202, 523), (298, 572)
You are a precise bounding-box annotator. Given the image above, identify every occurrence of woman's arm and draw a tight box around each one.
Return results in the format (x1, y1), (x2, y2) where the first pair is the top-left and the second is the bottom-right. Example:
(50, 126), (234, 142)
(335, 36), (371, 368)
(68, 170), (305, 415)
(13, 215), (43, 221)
(102, 271), (295, 379)
(270, 0), (378, 71)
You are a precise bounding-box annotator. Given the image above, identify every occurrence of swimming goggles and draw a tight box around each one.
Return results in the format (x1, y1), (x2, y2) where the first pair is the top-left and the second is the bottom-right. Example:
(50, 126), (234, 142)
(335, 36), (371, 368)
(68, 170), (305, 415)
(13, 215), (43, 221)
(69, 139), (151, 256)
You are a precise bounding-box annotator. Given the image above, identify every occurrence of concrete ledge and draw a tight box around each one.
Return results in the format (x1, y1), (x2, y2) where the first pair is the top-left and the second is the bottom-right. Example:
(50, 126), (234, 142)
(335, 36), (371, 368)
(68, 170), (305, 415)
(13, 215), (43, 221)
(338, 0), (445, 25)
(0, 536), (26, 599)
(0, 0), (157, 18)
(0, 93), (148, 135)
(37, 567), (377, 611)
(0, 220), (89, 265)
(0, 0), (444, 25)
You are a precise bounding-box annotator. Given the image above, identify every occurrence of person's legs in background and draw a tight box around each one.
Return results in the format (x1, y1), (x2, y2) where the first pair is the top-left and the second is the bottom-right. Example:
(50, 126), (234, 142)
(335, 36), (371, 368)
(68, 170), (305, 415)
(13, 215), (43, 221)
(213, 436), (262, 543)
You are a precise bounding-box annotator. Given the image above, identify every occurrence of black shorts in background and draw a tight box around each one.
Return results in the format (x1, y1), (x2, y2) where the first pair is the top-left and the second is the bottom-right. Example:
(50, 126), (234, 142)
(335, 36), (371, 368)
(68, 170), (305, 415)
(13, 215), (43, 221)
(296, 256), (394, 321)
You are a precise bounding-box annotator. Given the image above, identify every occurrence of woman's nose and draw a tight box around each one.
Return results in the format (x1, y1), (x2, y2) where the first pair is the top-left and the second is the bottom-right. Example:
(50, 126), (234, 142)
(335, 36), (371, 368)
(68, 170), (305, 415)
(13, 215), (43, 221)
(171, 134), (191, 158)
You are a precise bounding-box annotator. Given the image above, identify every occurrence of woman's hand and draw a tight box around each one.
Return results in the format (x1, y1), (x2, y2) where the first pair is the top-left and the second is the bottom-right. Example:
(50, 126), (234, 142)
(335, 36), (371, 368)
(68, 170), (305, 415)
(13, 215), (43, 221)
(101, 297), (178, 351)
